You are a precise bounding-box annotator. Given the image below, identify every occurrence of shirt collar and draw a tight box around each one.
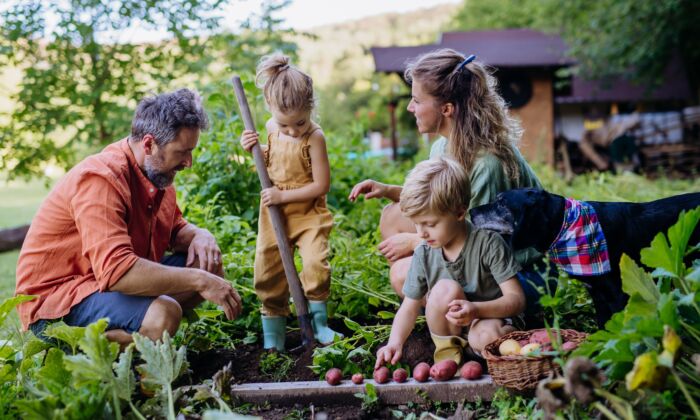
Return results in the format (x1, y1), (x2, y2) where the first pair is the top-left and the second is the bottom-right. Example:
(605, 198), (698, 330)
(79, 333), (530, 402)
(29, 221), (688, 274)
(120, 138), (162, 201)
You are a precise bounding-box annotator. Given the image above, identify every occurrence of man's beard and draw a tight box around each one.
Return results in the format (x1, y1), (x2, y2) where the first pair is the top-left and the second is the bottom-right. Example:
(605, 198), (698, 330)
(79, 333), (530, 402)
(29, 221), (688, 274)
(144, 154), (178, 190)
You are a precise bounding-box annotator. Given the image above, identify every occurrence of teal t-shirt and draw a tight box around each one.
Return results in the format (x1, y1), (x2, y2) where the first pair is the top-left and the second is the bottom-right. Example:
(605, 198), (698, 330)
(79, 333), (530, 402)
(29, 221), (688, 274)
(429, 137), (543, 265)
(402, 221), (521, 302)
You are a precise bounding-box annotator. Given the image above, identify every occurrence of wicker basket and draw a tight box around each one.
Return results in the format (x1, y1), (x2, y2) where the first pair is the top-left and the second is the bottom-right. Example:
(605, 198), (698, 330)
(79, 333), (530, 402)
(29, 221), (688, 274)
(482, 329), (587, 391)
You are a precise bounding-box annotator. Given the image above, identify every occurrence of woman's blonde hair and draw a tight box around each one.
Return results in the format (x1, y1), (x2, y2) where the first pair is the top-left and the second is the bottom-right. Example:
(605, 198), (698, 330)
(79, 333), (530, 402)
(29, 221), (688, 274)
(256, 53), (314, 113)
(404, 48), (522, 182)
(400, 157), (471, 217)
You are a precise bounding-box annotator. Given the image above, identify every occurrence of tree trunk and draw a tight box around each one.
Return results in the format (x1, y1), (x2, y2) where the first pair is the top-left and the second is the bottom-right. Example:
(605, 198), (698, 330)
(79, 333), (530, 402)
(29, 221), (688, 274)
(0, 224), (30, 252)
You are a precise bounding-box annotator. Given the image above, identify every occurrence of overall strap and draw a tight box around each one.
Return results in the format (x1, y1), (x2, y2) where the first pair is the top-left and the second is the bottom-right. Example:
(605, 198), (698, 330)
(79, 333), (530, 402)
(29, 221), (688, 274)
(301, 126), (320, 147)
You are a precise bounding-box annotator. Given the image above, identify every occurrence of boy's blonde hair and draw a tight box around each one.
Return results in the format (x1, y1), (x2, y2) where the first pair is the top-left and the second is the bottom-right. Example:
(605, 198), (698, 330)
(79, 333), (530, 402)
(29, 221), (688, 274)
(256, 53), (314, 113)
(400, 157), (471, 217)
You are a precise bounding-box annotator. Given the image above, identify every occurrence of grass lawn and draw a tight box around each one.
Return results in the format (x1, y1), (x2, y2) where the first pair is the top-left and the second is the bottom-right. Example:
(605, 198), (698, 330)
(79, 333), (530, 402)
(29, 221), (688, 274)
(0, 178), (52, 302)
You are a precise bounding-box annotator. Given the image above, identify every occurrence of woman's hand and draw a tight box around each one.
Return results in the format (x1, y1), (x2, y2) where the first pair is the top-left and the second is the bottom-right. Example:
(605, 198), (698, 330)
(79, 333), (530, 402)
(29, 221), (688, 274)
(240, 129), (259, 152)
(378, 232), (418, 262)
(261, 187), (284, 206)
(348, 179), (388, 202)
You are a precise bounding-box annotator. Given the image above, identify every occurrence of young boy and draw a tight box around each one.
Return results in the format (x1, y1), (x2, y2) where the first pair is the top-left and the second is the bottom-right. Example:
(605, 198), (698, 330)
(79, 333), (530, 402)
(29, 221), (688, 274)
(375, 157), (526, 368)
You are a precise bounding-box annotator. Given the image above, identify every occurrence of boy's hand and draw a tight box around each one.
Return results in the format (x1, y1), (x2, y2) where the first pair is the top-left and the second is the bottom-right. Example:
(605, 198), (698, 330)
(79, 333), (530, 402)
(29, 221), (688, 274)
(261, 187), (284, 206)
(240, 129), (259, 152)
(375, 343), (402, 369)
(445, 299), (479, 326)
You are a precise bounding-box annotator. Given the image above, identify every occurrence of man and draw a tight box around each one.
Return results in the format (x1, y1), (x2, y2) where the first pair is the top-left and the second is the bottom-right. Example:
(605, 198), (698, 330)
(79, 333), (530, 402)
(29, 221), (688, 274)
(16, 88), (242, 345)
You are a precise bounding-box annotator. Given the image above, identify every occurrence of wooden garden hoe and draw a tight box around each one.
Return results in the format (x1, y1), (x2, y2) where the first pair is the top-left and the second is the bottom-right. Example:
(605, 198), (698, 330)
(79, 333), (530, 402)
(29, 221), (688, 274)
(231, 76), (316, 350)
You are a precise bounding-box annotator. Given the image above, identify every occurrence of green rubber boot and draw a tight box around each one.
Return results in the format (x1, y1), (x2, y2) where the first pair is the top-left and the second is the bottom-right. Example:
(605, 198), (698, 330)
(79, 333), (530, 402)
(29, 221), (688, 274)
(309, 300), (343, 345)
(262, 316), (286, 351)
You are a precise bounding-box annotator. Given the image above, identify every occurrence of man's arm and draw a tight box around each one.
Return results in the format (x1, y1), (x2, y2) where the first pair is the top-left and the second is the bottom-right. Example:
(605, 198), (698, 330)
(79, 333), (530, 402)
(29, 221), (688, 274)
(171, 223), (223, 275)
(110, 259), (241, 320)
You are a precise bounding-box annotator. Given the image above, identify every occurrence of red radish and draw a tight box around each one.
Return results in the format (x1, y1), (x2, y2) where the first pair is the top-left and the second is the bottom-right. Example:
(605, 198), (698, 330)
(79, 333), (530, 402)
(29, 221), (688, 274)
(430, 360), (458, 381)
(325, 368), (342, 385)
(373, 366), (390, 384)
(413, 362), (430, 382)
(393, 368), (408, 383)
(460, 361), (483, 380)
(351, 373), (364, 384)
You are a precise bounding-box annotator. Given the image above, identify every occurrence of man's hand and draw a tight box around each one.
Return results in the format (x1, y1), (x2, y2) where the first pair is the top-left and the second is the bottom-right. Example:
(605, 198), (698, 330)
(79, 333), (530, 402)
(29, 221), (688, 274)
(378, 233), (418, 262)
(187, 229), (223, 274)
(445, 299), (479, 327)
(197, 272), (242, 320)
(375, 342), (403, 369)
(348, 179), (388, 202)
(260, 187), (284, 206)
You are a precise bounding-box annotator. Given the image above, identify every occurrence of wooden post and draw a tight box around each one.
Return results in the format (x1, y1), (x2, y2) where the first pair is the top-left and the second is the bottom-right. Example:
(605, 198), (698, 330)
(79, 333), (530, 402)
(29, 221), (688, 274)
(0, 224), (30, 252)
(388, 101), (398, 161)
(231, 76), (315, 350)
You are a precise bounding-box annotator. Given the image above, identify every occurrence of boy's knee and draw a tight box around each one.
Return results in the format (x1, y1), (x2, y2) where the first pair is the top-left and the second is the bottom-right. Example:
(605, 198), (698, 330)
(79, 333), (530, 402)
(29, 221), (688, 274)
(428, 279), (464, 306)
(140, 296), (183, 340)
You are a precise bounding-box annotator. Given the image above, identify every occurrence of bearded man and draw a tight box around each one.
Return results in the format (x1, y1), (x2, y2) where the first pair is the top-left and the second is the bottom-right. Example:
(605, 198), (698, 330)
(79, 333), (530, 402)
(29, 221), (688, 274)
(16, 88), (242, 345)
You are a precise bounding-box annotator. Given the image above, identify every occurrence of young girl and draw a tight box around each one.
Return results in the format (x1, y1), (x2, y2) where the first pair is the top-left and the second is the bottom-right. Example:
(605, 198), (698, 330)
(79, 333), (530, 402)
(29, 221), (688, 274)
(240, 54), (340, 351)
(349, 49), (546, 326)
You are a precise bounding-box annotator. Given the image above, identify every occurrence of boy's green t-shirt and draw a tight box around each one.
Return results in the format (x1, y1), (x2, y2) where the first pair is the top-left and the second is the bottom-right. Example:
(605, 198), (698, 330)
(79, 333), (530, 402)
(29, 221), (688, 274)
(402, 221), (521, 302)
(429, 137), (542, 265)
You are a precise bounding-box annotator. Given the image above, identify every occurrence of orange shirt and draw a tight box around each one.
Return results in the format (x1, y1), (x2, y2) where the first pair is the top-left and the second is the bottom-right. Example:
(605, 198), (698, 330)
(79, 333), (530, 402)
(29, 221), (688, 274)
(15, 139), (188, 329)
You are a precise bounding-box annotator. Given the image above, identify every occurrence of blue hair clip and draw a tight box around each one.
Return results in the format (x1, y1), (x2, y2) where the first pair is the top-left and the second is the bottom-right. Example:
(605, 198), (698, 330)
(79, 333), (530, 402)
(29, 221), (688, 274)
(455, 54), (476, 72)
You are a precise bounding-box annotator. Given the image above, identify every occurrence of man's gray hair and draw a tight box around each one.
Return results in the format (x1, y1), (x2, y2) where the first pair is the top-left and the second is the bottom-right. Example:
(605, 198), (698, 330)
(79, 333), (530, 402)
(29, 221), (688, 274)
(130, 88), (209, 145)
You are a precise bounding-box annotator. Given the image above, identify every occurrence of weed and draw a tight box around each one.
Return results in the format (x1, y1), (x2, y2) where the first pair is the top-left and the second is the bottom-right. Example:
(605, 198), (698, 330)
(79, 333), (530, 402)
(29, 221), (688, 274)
(259, 351), (295, 382)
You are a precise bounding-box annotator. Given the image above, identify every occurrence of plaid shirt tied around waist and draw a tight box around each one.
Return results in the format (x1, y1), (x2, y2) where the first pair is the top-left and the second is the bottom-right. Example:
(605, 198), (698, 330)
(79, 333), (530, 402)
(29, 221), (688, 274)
(548, 198), (611, 276)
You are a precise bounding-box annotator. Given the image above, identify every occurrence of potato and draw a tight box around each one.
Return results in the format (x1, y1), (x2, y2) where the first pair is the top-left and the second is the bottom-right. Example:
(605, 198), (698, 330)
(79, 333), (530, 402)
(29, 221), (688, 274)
(530, 330), (559, 345)
(562, 341), (579, 351)
(460, 361), (483, 380)
(413, 362), (431, 382)
(498, 339), (521, 356)
(373, 366), (390, 384)
(325, 368), (342, 385)
(520, 342), (541, 356)
(518, 339), (530, 347)
(351, 373), (364, 384)
(393, 368), (408, 383)
(430, 360), (458, 381)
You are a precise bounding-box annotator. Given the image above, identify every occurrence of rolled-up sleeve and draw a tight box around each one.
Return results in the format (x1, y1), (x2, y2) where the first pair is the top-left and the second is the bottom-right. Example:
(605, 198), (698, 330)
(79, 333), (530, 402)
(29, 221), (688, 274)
(70, 174), (139, 291)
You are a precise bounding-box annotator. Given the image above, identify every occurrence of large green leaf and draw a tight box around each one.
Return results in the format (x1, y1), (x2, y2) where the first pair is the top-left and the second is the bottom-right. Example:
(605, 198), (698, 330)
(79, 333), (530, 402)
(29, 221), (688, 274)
(0, 295), (36, 326)
(620, 254), (659, 305)
(641, 207), (700, 277)
(64, 319), (119, 387)
(44, 322), (86, 354)
(132, 331), (188, 391)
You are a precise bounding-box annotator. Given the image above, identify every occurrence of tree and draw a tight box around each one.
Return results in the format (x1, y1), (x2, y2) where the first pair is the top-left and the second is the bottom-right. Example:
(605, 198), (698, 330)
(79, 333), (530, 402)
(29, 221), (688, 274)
(0, 0), (298, 179)
(450, 0), (700, 100)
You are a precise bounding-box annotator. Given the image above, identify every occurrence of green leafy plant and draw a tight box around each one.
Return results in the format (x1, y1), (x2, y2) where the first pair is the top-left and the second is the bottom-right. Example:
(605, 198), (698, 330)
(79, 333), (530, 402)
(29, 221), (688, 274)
(259, 351), (294, 382)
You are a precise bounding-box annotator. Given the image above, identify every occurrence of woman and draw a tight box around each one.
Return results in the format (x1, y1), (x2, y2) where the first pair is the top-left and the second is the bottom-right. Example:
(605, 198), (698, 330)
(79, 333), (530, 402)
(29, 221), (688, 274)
(349, 49), (548, 324)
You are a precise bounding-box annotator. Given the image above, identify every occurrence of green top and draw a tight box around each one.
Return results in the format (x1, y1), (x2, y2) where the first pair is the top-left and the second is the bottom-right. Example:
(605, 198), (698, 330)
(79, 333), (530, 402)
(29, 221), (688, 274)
(402, 221), (521, 302)
(429, 137), (543, 265)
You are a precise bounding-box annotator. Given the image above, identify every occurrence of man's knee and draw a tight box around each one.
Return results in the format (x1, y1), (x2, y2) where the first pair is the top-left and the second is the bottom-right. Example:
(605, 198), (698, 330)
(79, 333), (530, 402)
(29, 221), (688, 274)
(140, 296), (183, 340)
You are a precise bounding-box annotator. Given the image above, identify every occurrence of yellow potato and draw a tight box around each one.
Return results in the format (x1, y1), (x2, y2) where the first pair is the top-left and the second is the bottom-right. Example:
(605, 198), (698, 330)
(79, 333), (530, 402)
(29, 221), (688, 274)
(520, 342), (541, 356)
(498, 339), (522, 356)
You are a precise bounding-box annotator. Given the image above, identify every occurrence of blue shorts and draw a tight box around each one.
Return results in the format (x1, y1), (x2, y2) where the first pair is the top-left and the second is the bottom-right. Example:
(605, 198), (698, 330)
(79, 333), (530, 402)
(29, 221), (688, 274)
(30, 253), (186, 339)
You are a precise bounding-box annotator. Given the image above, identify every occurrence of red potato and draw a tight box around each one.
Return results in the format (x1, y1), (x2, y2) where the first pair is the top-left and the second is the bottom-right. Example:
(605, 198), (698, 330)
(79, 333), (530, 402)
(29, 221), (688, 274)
(530, 330), (560, 345)
(373, 366), (390, 384)
(413, 362), (431, 382)
(460, 361), (483, 380)
(351, 373), (364, 384)
(393, 368), (408, 383)
(325, 368), (342, 386)
(430, 360), (458, 381)
(562, 341), (579, 351)
(518, 339), (530, 347)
